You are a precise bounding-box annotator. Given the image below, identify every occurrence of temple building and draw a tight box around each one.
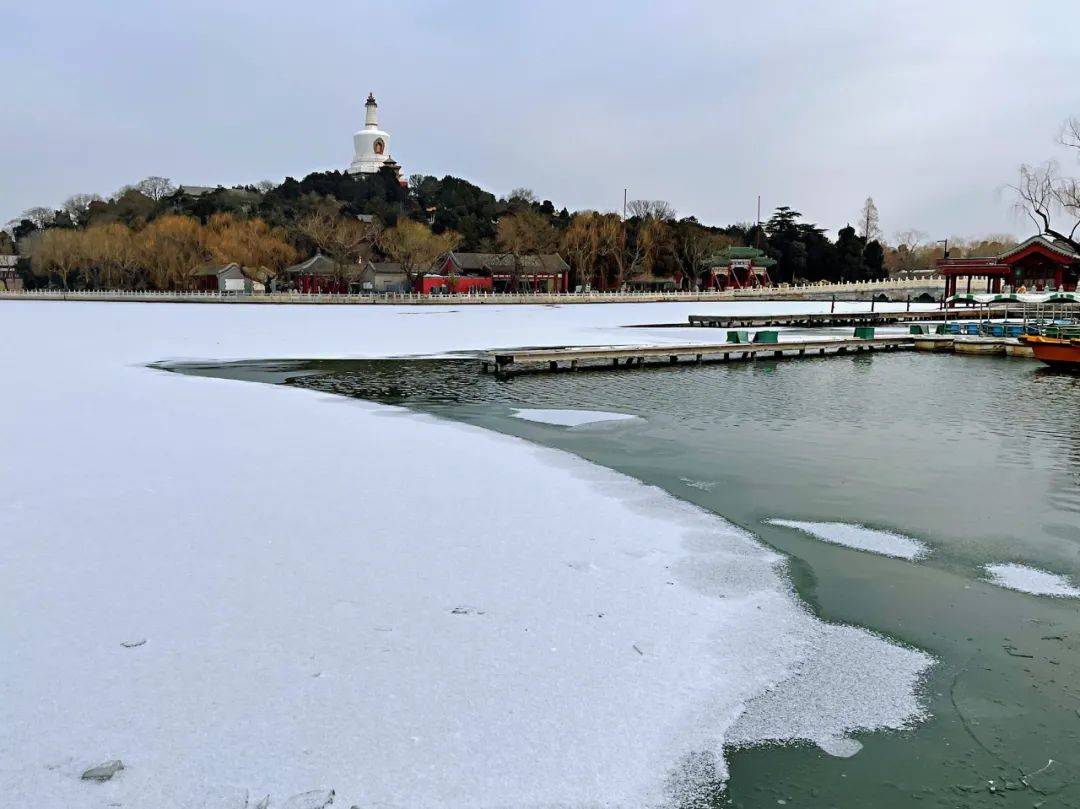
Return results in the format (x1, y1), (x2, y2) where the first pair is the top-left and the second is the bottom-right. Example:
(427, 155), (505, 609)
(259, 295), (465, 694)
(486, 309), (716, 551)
(348, 93), (402, 179)
(415, 252), (569, 294)
(936, 234), (1080, 296)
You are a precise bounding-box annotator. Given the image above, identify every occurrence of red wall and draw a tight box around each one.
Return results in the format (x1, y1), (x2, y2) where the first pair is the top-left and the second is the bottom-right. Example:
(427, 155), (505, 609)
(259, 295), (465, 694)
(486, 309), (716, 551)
(421, 275), (494, 294)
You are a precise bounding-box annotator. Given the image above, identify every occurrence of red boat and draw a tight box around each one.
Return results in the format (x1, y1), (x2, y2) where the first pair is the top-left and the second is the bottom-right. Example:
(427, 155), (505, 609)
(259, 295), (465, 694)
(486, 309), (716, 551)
(1019, 335), (1080, 368)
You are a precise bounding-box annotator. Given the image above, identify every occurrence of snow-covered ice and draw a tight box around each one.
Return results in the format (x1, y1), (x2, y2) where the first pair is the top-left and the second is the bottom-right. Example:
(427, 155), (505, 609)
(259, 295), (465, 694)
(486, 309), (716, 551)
(766, 519), (929, 560)
(511, 407), (638, 426)
(984, 563), (1080, 597)
(0, 301), (934, 808)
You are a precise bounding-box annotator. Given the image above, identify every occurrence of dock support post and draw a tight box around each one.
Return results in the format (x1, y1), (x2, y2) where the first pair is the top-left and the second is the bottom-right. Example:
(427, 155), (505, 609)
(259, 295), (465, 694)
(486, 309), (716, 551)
(481, 361), (490, 374)
(611, 358), (618, 367)
(774, 350), (783, 358)
(570, 360), (578, 370)
(669, 355), (678, 364)
(696, 353), (702, 363)
(549, 360), (558, 371)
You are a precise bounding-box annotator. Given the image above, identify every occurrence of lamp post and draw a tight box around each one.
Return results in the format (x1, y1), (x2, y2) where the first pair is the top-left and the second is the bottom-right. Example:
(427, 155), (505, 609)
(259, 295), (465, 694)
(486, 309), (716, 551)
(937, 239), (950, 302)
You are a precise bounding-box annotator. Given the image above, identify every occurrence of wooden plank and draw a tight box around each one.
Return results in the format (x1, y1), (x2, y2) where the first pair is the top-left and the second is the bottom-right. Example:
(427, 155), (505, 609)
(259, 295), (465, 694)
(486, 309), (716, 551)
(685, 307), (1008, 329)
(480, 336), (915, 375)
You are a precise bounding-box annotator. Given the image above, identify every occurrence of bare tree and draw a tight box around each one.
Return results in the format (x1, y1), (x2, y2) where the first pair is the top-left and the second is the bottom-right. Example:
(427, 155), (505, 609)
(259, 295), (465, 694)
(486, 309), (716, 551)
(380, 218), (460, 290)
(507, 187), (537, 205)
(297, 208), (381, 289)
(26, 228), (86, 289)
(21, 207), (56, 229)
(1010, 117), (1080, 251)
(496, 209), (557, 290)
(561, 211), (602, 289)
(857, 197), (881, 242)
(626, 199), (676, 221)
(62, 194), (104, 227)
(254, 180), (276, 194)
(891, 229), (929, 274)
(673, 223), (730, 290)
(135, 176), (176, 202)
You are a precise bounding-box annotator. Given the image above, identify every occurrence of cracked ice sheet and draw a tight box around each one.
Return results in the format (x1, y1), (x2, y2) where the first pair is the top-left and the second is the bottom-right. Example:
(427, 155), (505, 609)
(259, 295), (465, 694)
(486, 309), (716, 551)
(0, 301), (933, 808)
(984, 563), (1080, 598)
(767, 519), (929, 561)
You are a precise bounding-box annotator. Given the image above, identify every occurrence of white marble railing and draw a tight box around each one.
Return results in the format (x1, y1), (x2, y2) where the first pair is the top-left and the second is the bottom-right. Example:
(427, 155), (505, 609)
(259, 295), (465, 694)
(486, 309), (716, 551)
(1, 276), (951, 304)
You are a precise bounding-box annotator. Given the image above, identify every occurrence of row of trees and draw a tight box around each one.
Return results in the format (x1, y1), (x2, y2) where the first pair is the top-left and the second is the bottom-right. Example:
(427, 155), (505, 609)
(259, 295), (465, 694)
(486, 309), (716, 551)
(8, 156), (1040, 291)
(26, 214), (299, 290)
(20, 203), (468, 292)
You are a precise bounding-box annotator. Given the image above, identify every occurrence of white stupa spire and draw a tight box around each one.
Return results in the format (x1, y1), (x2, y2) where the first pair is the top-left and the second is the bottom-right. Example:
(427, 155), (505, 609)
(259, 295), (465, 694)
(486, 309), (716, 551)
(348, 92), (394, 175)
(364, 93), (379, 128)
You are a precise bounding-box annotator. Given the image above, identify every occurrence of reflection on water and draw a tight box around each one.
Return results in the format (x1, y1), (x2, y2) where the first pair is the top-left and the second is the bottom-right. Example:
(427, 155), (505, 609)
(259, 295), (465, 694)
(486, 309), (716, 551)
(165, 352), (1080, 807)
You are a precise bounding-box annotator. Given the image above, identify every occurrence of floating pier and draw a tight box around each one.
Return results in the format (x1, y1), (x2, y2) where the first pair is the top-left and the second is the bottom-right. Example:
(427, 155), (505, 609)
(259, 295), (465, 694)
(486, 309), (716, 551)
(685, 308), (1009, 329)
(480, 336), (915, 377)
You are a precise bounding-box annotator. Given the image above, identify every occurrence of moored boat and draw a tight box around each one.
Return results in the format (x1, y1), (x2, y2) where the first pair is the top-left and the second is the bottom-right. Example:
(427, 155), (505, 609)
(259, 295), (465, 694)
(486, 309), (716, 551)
(953, 336), (1007, 355)
(913, 334), (954, 352)
(1019, 335), (1080, 368)
(1004, 338), (1035, 358)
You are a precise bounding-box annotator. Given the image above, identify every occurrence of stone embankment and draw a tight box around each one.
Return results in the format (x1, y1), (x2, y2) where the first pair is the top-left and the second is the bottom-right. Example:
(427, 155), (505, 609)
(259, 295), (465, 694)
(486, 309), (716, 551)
(0, 277), (951, 305)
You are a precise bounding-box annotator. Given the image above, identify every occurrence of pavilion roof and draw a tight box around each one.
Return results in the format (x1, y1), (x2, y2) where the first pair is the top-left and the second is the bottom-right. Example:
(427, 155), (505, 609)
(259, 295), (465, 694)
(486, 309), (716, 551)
(998, 234), (1078, 261)
(284, 254), (339, 275)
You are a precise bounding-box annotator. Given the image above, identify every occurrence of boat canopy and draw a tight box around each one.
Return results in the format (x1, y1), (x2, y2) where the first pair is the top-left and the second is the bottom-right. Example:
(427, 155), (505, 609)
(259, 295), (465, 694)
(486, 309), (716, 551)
(946, 292), (1080, 305)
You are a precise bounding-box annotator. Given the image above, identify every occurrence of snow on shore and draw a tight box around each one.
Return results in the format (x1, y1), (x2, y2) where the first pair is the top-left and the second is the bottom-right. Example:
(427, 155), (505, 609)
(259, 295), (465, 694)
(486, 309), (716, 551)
(0, 301), (932, 808)
(766, 519), (929, 560)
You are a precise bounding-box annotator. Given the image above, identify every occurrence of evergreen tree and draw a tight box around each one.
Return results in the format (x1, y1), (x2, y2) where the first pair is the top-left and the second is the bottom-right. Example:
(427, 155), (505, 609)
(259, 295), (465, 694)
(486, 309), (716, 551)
(862, 239), (885, 278)
(835, 225), (867, 280)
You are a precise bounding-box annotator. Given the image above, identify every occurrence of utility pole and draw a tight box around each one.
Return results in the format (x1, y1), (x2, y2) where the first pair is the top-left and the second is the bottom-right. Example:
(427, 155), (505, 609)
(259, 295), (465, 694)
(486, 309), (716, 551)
(755, 195), (763, 249)
(623, 188), (627, 220)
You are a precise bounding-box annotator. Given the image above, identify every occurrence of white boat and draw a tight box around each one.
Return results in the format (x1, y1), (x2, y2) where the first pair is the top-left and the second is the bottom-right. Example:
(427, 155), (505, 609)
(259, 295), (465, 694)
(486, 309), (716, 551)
(913, 334), (954, 352)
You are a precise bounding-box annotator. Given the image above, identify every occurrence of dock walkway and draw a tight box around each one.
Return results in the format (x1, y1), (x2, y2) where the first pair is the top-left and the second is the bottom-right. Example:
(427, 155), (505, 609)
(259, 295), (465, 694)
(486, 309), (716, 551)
(480, 336), (914, 376)
(685, 307), (1007, 329)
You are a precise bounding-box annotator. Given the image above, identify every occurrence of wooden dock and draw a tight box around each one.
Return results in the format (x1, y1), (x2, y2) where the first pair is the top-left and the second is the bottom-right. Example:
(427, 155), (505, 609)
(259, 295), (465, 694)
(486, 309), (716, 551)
(685, 307), (1008, 329)
(480, 336), (915, 376)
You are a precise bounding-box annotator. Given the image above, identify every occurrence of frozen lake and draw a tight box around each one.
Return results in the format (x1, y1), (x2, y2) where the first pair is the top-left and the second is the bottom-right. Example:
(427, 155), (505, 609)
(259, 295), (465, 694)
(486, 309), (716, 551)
(4, 299), (1058, 808)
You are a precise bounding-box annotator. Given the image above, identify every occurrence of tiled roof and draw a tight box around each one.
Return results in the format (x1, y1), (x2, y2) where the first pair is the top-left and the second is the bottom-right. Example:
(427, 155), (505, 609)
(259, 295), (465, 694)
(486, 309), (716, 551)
(445, 252), (569, 273)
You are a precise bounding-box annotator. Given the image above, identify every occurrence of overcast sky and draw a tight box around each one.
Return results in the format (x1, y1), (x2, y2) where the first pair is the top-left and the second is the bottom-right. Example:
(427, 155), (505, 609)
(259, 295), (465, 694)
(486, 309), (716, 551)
(3, 1), (1079, 240)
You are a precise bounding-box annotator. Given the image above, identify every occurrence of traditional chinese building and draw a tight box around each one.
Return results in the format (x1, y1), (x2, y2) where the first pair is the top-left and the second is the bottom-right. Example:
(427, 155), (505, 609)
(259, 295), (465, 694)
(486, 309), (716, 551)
(283, 254), (351, 293)
(0, 255), (22, 291)
(426, 252), (570, 294)
(698, 246), (776, 290)
(936, 234), (1079, 296)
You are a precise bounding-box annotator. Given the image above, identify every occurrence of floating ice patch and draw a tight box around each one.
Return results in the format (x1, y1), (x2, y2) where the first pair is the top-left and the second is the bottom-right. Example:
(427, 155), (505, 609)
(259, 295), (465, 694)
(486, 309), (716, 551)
(727, 620), (931, 758)
(510, 408), (638, 426)
(984, 563), (1080, 597)
(766, 519), (928, 561)
(680, 478), (718, 491)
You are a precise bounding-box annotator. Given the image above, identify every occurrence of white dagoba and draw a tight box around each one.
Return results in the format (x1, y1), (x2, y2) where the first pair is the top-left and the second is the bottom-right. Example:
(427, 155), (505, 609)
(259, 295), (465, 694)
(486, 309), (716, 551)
(347, 93), (394, 175)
